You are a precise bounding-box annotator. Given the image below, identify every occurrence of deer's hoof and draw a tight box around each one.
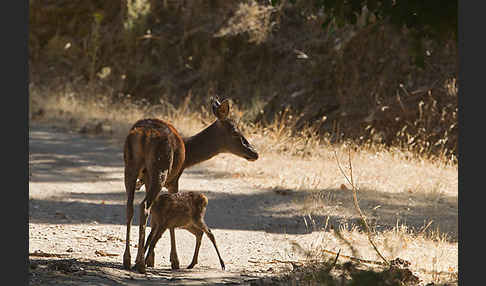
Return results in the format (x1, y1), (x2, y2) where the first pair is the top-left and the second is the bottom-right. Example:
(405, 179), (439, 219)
(123, 254), (131, 270)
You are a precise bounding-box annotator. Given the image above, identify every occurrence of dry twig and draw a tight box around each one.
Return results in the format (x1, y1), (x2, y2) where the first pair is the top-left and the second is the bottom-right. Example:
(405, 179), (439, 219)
(29, 250), (70, 258)
(329, 249), (341, 271)
(322, 248), (386, 266)
(333, 148), (390, 266)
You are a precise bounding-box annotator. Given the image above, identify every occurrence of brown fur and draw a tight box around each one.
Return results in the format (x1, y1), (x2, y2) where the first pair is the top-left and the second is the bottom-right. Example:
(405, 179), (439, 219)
(143, 192), (224, 270)
(122, 98), (258, 273)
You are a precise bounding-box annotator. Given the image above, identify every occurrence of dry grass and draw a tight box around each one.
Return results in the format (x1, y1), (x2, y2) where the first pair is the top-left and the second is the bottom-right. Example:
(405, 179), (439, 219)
(293, 225), (458, 284)
(29, 82), (205, 139)
(29, 84), (458, 285)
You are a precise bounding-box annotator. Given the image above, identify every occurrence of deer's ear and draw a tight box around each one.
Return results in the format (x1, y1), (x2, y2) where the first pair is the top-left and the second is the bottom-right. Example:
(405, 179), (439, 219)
(214, 98), (230, 120)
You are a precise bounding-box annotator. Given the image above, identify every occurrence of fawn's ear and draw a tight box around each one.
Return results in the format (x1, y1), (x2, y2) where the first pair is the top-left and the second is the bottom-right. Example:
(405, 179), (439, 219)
(212, 97), (230, 120)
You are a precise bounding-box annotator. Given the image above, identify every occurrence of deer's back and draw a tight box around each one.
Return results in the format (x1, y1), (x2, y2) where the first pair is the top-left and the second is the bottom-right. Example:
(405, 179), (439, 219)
(124, 119), (185, 181)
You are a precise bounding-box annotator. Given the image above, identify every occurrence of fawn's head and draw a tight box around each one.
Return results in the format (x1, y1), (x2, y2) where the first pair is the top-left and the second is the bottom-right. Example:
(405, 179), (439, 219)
(210, 97), (259, 161)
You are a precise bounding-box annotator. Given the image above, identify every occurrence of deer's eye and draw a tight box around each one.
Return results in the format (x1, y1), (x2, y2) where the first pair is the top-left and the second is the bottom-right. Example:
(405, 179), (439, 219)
(240, 136), (249, 146)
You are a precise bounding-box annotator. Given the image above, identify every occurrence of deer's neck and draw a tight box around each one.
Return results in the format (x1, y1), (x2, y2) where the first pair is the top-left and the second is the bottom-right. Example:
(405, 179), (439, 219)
(182, 123), (223, 169)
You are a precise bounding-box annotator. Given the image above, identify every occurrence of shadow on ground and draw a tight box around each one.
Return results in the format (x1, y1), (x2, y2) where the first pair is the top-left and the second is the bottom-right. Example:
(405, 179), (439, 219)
(29, 124), (458, 241)
(29, 125), (124, 183)
(29, 258), (257, 286)
(29, 186), (458, 241)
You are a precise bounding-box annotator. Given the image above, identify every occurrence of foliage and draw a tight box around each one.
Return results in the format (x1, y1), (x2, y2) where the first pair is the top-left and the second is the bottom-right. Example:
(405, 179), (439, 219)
(270, 259), (422, 286)
(272, 0), (457, 67)
(273, 0), (456, 39)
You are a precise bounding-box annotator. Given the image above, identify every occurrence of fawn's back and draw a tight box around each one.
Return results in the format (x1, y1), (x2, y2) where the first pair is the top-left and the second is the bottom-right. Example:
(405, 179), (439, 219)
(150, 192), (208, 229)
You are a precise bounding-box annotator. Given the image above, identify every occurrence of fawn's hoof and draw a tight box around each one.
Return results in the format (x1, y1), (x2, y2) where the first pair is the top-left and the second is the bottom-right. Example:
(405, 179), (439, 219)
(135, 261), (146, 273)
(146, 258), (154, 267)
(171, 260), (180, 270)
(187, 263), (195, 269)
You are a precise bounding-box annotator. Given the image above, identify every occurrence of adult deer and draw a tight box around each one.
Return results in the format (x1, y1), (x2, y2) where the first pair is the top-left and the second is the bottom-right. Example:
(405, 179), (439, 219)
(123, 97), (258, 273)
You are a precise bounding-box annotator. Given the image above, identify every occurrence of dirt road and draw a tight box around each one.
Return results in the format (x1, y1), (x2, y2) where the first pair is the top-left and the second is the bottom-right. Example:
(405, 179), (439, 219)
(29, 123), (322, 285)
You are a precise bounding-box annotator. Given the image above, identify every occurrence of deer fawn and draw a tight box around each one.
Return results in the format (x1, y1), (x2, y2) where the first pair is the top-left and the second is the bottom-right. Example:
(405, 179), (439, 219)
(123, 97), (258, 273)
(143, 191), (225, 270)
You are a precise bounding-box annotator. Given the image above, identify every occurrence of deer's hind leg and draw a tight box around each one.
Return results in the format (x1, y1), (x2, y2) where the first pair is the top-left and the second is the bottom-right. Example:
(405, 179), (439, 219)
(143, 167), (168, 268)
(134, 140), (172, 273)
(134, 165), (163, 272)
(123, 153), (143, 270)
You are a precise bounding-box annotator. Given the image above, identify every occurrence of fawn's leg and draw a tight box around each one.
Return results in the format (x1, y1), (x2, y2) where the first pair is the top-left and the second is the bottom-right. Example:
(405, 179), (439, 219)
(166, 179), (181, 270)
(196, 221), (225, 270)
(146, 169), (169, 267)
(169, 228), (180, 269)
(144, 221), (156, 267)
(146, 227), (165, 262)
(186, 226), (203, 269)
(145, 225), (165, 267)
(144, 222), (156, 256)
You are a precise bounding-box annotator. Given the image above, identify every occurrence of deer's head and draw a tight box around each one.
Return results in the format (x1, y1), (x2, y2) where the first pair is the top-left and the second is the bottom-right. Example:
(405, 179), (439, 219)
(211, 97), (259, 161)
